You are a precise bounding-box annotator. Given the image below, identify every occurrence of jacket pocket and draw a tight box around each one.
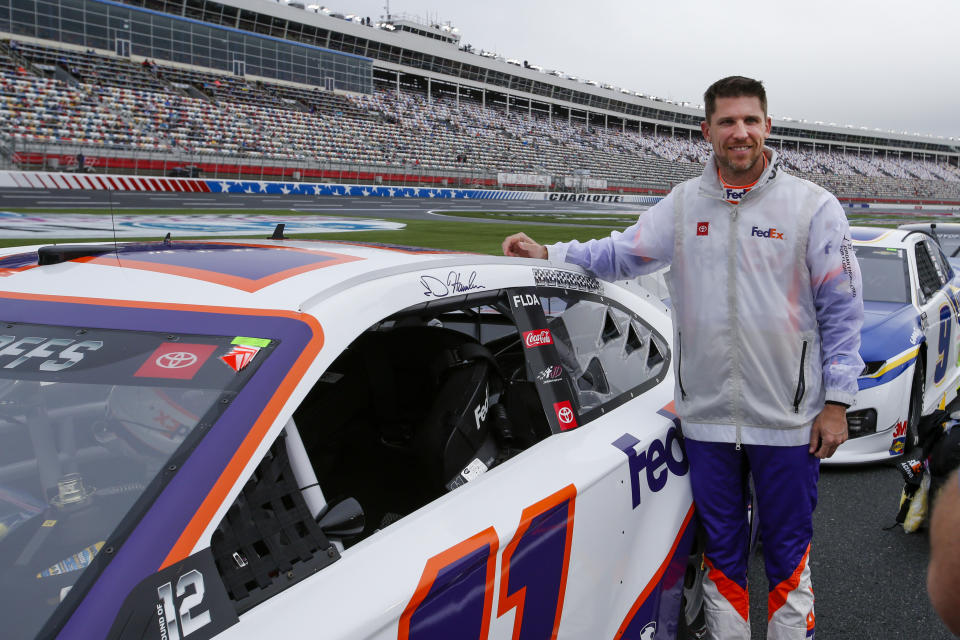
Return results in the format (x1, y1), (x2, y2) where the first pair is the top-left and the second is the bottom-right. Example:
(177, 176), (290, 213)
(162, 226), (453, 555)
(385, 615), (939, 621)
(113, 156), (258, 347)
(793, 340), (808, 413)
(677, 331), (687, 399)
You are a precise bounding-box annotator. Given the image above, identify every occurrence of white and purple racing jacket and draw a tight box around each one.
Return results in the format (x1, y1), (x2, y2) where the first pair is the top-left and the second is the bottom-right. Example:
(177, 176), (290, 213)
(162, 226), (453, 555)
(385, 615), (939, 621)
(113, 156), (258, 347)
(548, 149), (864, 446)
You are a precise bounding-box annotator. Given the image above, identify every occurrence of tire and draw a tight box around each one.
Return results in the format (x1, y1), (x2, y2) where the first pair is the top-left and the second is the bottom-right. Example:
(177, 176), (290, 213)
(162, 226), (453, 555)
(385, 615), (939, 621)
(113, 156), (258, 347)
(678, 526), (707, 639)
(905, 359), (924, 453)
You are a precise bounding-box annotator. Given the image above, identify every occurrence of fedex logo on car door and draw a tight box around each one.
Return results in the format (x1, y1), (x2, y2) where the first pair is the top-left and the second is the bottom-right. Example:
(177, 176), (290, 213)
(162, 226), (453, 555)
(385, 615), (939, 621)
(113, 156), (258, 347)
(611, 425), (689, 508)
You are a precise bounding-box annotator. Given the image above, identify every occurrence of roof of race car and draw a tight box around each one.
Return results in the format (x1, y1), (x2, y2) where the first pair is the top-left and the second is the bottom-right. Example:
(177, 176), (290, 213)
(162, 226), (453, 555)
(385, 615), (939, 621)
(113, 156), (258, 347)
(850, 226), (917, 248)
(0, 239), (526, 310)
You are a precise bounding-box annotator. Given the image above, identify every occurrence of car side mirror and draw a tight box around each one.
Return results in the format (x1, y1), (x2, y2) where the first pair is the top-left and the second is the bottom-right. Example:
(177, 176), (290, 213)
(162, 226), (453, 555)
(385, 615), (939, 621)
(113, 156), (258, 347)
(318, 497), (365, 538)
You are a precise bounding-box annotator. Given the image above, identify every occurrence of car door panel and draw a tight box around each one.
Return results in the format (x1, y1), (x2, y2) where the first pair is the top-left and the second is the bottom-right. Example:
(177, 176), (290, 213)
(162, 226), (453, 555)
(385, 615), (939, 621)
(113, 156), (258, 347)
(222, 392), (691, 639)
(915, 239), (955, 413)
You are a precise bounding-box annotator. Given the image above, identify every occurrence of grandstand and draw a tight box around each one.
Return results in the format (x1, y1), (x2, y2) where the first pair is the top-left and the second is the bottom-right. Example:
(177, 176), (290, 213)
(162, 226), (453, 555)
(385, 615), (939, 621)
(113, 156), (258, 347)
(1, 0), (958, 201)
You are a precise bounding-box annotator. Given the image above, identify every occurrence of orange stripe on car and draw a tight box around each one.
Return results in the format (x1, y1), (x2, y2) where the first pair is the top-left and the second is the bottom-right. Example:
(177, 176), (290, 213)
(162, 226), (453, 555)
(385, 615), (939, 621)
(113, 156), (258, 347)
(160, 314), (323, 568)
(614, 502), (696, 639)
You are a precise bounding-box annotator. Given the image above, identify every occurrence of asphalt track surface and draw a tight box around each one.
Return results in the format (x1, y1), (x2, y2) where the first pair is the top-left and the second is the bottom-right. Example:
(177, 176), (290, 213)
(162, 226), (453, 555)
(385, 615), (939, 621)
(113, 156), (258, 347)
(0, 187), (952, 638)
(0, 188), (643, 224)
(750, 453), (952, 639)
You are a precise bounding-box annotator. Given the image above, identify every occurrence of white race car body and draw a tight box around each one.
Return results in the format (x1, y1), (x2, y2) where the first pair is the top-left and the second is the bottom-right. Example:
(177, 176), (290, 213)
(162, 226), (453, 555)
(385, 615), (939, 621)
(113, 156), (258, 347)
(831, 227), (960, 464)
(0, 239), (696, 640)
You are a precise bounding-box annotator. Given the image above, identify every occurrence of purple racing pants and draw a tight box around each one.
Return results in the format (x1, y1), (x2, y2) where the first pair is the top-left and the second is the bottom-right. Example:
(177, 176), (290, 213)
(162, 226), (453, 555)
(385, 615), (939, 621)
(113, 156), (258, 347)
(685, 440), (819, 640)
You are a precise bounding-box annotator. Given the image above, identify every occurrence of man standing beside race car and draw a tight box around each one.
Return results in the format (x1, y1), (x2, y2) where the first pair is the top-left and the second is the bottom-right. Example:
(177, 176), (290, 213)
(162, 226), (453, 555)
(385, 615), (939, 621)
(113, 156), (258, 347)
(502, 76), (863, 640)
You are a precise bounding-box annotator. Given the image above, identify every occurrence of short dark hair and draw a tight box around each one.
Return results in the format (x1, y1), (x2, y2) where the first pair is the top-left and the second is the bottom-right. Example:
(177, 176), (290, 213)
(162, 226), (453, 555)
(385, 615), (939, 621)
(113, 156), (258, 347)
(703, 76), (767, 122)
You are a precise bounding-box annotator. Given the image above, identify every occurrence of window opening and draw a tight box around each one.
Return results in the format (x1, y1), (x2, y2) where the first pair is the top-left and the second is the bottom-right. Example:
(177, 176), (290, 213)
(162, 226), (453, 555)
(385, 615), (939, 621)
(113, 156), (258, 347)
(601, 310), (622, 343)
(285, 291), (550, 552)
(211, 436), (338, 614)
(539, 291), (670, 418)
(916, 243), (942, 299)
(625, 323), (644, 356)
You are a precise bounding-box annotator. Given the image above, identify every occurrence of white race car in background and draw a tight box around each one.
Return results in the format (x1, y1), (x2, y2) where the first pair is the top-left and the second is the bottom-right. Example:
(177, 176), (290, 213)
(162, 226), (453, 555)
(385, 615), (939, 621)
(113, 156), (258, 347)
(831, 226), (960, 464)
(0, 237), (702, 639)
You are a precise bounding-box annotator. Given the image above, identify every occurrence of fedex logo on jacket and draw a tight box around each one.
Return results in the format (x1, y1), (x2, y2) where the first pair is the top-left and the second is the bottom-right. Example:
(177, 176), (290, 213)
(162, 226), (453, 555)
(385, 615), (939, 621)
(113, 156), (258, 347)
(751, 226), (784, 240)
(725, 188), (747, 201)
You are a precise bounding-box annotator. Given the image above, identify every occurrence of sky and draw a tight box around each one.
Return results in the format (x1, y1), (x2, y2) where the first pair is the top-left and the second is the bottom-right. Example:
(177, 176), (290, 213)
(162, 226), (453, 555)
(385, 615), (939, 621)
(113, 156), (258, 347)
(324, 0), (960, 141)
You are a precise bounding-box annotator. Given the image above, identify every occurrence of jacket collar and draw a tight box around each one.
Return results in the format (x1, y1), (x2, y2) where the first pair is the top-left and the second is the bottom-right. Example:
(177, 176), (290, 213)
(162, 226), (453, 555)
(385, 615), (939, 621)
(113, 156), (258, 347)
(699, 147), (781, 201)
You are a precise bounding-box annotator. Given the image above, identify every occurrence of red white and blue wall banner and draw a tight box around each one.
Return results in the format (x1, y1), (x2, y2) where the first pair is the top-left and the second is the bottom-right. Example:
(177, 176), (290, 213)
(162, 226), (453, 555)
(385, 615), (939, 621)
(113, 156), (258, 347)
(0, 171), (664, 204)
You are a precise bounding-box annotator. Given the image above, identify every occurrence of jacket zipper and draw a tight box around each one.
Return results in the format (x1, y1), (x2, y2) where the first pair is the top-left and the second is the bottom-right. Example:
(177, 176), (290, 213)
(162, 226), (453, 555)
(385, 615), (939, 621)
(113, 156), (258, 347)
(730, 207), (742, 449)
(793, 341), (808, 413)
(677, 331), (687, 399)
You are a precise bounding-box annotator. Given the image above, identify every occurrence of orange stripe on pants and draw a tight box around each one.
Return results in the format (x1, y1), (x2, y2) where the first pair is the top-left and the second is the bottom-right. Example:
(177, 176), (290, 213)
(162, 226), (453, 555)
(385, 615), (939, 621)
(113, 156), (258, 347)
(768, 543), (811, 621)
(705, 556), (750, 621)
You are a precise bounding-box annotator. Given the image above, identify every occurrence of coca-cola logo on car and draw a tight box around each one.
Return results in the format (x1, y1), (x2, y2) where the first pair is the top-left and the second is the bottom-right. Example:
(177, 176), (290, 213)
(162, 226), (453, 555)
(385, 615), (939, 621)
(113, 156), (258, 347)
(523, 329), (553, 348)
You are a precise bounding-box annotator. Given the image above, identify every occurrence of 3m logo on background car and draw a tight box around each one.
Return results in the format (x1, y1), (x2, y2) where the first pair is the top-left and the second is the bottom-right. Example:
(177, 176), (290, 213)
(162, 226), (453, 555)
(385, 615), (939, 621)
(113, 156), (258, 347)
(611, 425), (689, 508)
(511, 293), (541, 308)
(889, 419), (907, 455)
(523, 329), (553, 348)
(553, 401), (578, 430)
(751, 226), (784, 240)
(696, 221), (709, 236)
(135, 343), (217, 380)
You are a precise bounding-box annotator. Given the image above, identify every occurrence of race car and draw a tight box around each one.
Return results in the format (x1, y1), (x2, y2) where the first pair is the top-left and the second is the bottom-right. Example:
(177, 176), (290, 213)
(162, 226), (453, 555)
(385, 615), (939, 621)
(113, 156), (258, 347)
(831, 226), (960, 464)
(0, 237), (702, 639)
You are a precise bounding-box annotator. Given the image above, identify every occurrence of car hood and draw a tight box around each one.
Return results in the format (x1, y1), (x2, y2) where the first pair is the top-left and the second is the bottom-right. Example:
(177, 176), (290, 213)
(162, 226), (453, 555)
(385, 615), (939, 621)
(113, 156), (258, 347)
(859, 301), (920, 362)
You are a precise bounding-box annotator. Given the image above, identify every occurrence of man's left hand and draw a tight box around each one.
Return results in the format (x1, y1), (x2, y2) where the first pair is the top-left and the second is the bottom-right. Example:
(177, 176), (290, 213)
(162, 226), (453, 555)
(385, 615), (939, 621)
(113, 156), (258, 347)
(809, 403), (848, 459)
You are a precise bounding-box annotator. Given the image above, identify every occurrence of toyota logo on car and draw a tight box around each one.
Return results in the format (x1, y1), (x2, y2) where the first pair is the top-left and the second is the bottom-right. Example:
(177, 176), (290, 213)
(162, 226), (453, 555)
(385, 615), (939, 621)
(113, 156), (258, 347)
(156, 352), (199, 369)
(553, 401), (578, 431)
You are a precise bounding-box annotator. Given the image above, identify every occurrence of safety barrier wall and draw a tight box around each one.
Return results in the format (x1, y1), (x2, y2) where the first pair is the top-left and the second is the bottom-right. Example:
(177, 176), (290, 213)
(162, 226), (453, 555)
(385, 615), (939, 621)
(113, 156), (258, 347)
(0, 170), (664, 203)
(1, 171), (956, 212)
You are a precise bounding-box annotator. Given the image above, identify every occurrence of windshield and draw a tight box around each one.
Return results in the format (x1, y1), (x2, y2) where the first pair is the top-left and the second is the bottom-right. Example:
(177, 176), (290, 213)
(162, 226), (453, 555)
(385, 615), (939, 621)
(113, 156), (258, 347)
(853, 246), (911, 304)
(0, 322), (271, 639)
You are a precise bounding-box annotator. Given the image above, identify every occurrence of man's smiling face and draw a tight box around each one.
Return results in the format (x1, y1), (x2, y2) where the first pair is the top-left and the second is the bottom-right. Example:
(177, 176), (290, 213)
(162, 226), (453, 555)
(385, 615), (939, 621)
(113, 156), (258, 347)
(701, 95), (772, 184)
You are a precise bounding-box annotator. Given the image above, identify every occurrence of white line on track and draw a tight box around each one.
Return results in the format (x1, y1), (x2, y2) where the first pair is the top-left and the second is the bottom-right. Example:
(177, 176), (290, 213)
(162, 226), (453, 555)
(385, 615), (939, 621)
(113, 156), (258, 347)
(34, 201), (100, 205)
(5, 194), (69, 199)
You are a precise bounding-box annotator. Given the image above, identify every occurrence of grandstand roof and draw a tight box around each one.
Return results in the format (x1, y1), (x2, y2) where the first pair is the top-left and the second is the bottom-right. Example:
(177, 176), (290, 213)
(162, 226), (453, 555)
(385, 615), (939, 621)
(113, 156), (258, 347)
(187, 0), (957, 154)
